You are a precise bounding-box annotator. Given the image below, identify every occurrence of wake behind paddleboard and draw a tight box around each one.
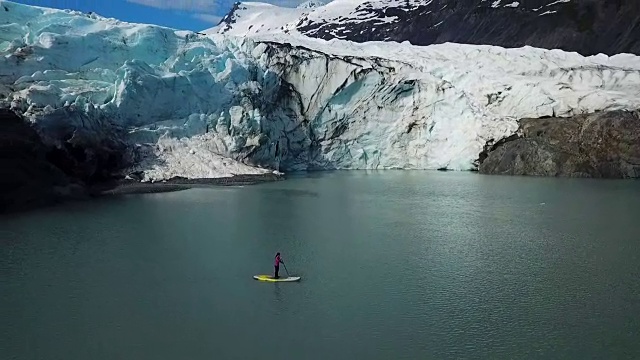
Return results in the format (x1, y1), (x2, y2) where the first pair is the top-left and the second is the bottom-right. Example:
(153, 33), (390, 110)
(253, 275), (301, 282)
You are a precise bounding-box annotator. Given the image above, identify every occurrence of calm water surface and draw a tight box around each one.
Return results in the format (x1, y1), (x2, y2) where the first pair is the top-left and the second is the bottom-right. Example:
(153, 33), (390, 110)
(2, 172), (640, 359)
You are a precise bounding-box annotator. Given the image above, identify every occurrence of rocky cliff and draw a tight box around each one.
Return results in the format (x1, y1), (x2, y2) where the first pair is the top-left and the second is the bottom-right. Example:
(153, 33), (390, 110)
(0, 109), (86, 213)
(478, 111), (640, 178)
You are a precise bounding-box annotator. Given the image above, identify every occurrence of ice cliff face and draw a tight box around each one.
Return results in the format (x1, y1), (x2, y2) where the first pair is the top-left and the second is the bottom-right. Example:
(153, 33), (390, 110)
(2, 0), (640, 181)
(213, 0), (640, 56)
(245, 37), (640, 170)
(0, 1), (274, 180)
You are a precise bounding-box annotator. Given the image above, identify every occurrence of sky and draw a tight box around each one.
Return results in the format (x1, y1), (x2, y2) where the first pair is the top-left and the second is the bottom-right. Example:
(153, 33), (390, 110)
(10, 0), (313, 31)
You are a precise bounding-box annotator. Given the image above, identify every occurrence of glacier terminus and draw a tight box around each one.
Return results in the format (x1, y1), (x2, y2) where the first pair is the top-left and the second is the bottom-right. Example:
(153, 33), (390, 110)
(1, 0), (640, 188)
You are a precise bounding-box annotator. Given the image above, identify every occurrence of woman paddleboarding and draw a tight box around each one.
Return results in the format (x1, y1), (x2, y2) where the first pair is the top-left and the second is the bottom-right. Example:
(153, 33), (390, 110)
(252, 253), (299, 282)
(274, 252), (284, 279)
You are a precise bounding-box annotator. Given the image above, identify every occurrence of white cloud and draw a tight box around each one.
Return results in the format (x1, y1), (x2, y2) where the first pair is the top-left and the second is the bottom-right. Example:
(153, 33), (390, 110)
(127, 0), (217, 12)
(127, 0), (316, 14)
(192, 13), (223, 24)
(127, 0), (328, 26)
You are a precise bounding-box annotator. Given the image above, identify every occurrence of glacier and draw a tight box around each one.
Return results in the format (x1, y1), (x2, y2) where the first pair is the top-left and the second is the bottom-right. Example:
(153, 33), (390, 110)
(2, 0), (640, 181)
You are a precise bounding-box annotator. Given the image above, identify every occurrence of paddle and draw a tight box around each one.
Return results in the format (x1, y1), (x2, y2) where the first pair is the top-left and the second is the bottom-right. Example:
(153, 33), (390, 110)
(282, 262), (291, 277)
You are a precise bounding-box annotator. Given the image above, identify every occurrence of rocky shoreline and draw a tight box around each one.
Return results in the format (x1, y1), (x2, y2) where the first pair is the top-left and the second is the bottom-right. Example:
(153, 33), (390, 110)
(93, 173), (285, 196)
(2, 173), (285, 215)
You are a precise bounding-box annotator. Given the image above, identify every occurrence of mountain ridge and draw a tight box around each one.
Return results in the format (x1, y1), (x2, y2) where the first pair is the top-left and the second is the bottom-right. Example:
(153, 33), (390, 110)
(211, 0), (640, 56)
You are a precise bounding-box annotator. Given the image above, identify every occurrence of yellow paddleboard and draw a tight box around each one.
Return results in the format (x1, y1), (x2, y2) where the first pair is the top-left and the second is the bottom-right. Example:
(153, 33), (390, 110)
(253, 275), (301, 282)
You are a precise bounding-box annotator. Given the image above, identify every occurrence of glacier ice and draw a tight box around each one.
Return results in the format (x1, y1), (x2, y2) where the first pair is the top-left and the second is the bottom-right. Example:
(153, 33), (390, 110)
(1, 0), (640, 181)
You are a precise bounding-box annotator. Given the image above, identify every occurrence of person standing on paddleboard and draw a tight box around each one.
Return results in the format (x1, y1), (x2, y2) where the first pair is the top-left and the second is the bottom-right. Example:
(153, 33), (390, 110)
(274, 252), (284, 279)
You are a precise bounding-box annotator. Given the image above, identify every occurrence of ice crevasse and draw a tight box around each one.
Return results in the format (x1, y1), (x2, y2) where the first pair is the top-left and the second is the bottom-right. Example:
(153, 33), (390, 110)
(1, 0), (640, 180)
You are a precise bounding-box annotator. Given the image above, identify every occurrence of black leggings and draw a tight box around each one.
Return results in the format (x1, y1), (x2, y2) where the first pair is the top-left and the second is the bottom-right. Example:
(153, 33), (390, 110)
(274, 265), (280, 278)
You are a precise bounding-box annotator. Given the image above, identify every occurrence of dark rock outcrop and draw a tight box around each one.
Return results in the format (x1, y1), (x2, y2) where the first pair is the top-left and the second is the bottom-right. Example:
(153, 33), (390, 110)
(28, 108), (132, 184)
(0, 109), (86, 213)
(478, 111), (640, 178)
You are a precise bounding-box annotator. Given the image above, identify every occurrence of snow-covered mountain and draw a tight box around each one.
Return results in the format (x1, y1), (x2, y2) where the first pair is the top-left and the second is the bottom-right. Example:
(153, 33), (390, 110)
(211, 0), (640, 56)
(2, 0), (640, 186)
(297, 0), (327, 10)
(212, 2), (309, 37)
